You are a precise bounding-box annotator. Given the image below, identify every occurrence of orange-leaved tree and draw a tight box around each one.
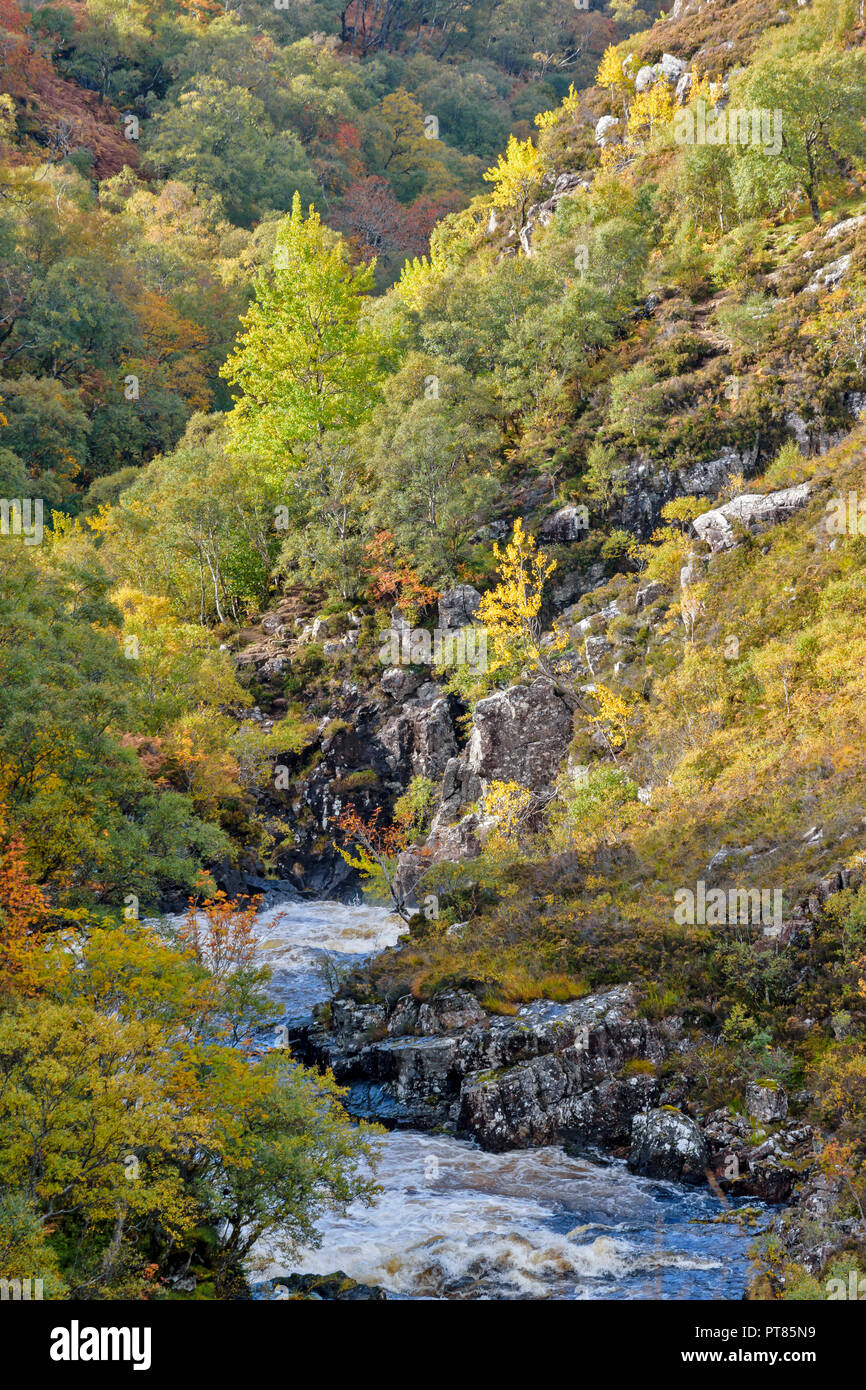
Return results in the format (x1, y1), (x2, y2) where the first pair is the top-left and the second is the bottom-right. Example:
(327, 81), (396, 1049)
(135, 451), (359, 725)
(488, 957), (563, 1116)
(0, 806), (50, 997)
(178, 885), (278, 1043)
(336, 805), (417, 921)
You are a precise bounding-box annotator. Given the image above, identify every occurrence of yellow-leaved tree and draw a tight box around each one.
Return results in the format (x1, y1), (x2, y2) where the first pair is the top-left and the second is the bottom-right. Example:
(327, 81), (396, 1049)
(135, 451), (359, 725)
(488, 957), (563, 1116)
(596, 45), (634, 119)
(482, 136), (544, 224)
(534, 84), (581, 132)
(627, 83), (675, 142)
(483, 780), (535, 846)
(476, 518), (557, 677)
(588, 685), (633, 762)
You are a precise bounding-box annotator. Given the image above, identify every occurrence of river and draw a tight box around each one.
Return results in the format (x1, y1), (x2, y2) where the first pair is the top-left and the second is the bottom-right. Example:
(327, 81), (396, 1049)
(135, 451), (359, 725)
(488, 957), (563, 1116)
(248, 898), (759, 1300)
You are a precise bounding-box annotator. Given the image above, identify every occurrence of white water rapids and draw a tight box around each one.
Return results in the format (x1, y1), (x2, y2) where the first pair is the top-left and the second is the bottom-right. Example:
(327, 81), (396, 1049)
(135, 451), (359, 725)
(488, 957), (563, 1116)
(247, 898), (758, 1300)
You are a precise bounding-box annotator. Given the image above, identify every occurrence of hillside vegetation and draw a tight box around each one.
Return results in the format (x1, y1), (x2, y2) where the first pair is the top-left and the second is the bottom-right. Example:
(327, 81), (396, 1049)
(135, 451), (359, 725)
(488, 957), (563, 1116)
(1, 0), (866, 1299)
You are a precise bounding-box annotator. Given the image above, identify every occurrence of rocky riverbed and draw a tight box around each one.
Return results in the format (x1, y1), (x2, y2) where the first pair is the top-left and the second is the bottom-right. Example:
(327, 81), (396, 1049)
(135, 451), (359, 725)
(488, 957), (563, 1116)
(247, 899), (768, 1300)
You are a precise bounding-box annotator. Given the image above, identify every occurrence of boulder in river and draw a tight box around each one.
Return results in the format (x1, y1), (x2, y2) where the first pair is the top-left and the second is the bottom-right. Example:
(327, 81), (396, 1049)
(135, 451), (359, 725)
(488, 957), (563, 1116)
(260, 1272), (389, 1300)
(628, 1107), (709, 1184)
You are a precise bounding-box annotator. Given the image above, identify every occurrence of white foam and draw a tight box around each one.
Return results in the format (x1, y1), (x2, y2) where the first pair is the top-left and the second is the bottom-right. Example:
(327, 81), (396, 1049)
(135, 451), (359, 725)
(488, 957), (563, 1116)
(251, 1131), (721, 1299)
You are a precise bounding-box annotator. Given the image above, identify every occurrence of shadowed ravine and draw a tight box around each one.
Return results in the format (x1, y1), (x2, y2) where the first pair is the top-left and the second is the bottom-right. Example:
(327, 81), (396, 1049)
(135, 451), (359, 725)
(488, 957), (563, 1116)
(248, 900), (759, 1301)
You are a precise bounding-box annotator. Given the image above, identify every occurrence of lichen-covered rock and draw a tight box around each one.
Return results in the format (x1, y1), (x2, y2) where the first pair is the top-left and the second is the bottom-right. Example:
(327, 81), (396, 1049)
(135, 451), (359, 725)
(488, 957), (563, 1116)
(746, 1081), (789, 1124)
(418, 990), (487, 1035)
(764, 1173), (861, 1275)
(619, 445), (758, 540)
(628, 1108), (709, 1184)
(419, 677), (573, 865)
(297, 984), (674, 1150)
(702, 1106), (813, 1203)
(261, 1272), (389, 1301)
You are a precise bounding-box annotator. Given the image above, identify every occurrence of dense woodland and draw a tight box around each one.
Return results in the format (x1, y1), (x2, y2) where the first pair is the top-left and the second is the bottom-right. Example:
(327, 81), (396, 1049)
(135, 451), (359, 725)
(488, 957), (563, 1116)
(2, 0), (866, 1301)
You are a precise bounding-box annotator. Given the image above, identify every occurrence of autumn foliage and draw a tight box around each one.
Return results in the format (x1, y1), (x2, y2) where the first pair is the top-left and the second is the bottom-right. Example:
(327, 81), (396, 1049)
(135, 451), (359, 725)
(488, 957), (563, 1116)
(0, 808), (49, 997)
(366, 529), (439, 613)
(0, 0), (136, 177)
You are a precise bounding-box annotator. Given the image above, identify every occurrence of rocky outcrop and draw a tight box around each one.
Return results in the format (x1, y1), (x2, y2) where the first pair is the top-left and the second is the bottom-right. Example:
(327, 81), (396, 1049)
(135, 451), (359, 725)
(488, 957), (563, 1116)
(378, 693), (460, 780)
(518, 172), (588, 255)
(584, 634), (613, 676)
(539, 504), (589, 542)
(768, 1172), (863, 1276)
(594, 115), (621, 147)
(620, 444), (760, 539)
(629, 1108), (709, 1184)
(293, 984), (675, 1152)
(438, 585), (481, 631)
(415, 677), (574, 875)
(260, 1272), (389, 1301)
(635, 55), (685, 93)
(635, 581), (668, 612)
(692, 483), (811, 552)
(463, 677), (573, 794)
(702, 1105), (815, 1204)
(746, 1080), (788, 1124)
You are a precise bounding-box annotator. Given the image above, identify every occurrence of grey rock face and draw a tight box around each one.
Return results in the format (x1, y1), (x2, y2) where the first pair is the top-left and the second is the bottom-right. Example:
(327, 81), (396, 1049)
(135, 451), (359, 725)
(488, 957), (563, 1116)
(518, 172), (587, 255)
(620, 446), (758, 539)
(550, 561), (606, 609)
(378, 696), (459, 780)
(398, 677), (575, 892)
(584, 634), (613, 675)
(692, 483), (811, 553)
(746, 1081), (789, 1124)
(298, 984), (671, 1151)
(804, 254), (851, 295)
(438, 585), (482, 631)
(432, 755), (483, 829)
(635, 581), (668, 611)
(595, 115), (622, 147)
(703, 1104), (815, 1204)
(425, 811), (494, 863)
(465, 677), (573, 795)
(659, 53), (686, 81)
(629, 1107), (709, 1184)
(539, 504), (589, 542)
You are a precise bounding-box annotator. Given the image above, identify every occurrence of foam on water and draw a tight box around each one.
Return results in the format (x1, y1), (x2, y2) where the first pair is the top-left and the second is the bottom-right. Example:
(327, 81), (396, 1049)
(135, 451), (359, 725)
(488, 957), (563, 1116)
(251, 1129), (746, 1300)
